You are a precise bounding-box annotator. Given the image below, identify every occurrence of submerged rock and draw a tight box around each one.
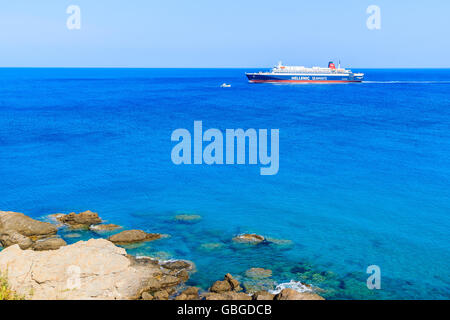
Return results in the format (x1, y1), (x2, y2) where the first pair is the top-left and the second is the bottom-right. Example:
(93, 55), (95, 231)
(0, 238), (186, 300)
(243, 278), (275, 294)
(64, 233), (82, 238)
(232, 234), (265, 244)
(174, 214), (202, 222)
(90, 224), (122, 231)
(265, 237), (293, 246)
(161, 260), (194, 271)
(108, 230), (163, 244)
(32, 237), (67, 251)
(200, 242), (224, 250)
(57, 210), (102, 228)
(0, 211), (57, 238)
(245, 268), (272, 279)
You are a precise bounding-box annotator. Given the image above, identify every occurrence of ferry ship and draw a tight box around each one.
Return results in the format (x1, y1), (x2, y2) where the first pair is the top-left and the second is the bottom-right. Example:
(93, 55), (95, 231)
(246, 61), (364, 83)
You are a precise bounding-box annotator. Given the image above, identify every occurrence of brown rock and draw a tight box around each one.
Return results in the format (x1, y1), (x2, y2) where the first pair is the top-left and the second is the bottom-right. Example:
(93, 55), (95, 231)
(67, 224), (90, 230)
(204, 292), (252, 300)
(32, 237), (67, 251)
(141, 292), (153, 300)
(210, 274), (242, 293)
(144, 273), (182, 292)
(183, 286), (200, 296)
(210, 280), (232, 293)
(153, 290), (169, 300)
(252, 290), (275, 300)
(225, 273), (242, 291)
(57, 210), (102, 227)
(0, 211), (57, 237)
(0, 230), (33, 250)
(108, 230), (163, 244)
(274, 288), (325, 300)
(175, 287), (200, 300)
(161, 260), (193, 270)
(232, 234), (265, 244)
(127, 255), (159, 267)
(176, 270), (190, 282)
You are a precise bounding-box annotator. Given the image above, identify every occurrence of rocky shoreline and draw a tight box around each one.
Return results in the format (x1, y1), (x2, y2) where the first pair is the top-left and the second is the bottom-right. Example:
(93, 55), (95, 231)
(0, 210), (324, 300)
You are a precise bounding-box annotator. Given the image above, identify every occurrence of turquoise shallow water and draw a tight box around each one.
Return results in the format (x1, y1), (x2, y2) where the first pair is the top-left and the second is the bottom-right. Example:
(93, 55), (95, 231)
(0, 68), (449, 299)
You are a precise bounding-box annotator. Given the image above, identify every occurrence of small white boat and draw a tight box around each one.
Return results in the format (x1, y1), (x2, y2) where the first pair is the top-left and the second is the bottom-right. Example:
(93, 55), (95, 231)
(220, 83), (231, 88)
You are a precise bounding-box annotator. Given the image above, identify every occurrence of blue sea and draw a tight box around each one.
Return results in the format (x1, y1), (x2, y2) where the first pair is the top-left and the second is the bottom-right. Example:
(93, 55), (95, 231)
(0, 68), (449, 299)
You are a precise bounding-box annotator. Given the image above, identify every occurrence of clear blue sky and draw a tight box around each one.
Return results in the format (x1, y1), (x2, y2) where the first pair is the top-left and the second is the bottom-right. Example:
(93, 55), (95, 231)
(0, 0), (449, 68)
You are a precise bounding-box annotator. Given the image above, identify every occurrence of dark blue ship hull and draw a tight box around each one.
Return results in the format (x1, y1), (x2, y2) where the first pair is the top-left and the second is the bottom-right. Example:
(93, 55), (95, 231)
(246, 73), (363, 83)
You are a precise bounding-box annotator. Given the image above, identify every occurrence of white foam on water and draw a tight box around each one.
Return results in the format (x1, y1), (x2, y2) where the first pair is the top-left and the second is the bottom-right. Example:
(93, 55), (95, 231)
(269, 280), (314, 294)
(363, 80), (450, 84)
(136, 255), (153, 260)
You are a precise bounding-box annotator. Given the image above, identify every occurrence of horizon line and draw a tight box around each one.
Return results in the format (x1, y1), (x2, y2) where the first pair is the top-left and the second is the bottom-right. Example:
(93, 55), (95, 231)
(1, 66), (450, 69)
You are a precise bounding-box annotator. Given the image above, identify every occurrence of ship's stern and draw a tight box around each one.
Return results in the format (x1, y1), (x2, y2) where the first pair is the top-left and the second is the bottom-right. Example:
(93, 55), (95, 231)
(353, 73), (364, 82)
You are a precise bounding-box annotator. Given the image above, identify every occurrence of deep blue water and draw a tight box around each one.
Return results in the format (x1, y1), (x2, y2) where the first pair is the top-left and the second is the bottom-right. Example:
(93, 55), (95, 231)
(0, 68), (449, 299)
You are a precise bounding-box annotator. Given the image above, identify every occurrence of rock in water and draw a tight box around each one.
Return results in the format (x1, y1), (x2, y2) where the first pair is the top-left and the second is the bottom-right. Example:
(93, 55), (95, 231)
(175, 287), (200, 300)
(90, 224), (122, 231)
(64, 233), (82, 238)
(242, 278), (275, 294)
(57, 210), (102, 228)
(161, 260), (194, 271)
(245, 267), (272, 279)
(252, 290), (276, 300)
(209, 273), (243, 293)
(108, 230), (163, 244)
(0, 211), (57, 238)
(225, 273), (242, 291)
(204, 292), (252, 300)
(0, 239), (180, 300)
(174, 214), (202, 222)
(274, 288), (325, 300)
(0, 230), (33, 250)
(32, 237), (67, 251)
(210, 279), (232, 293)
(199, 242), (224, 250)
(232, 234), (265, 244)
